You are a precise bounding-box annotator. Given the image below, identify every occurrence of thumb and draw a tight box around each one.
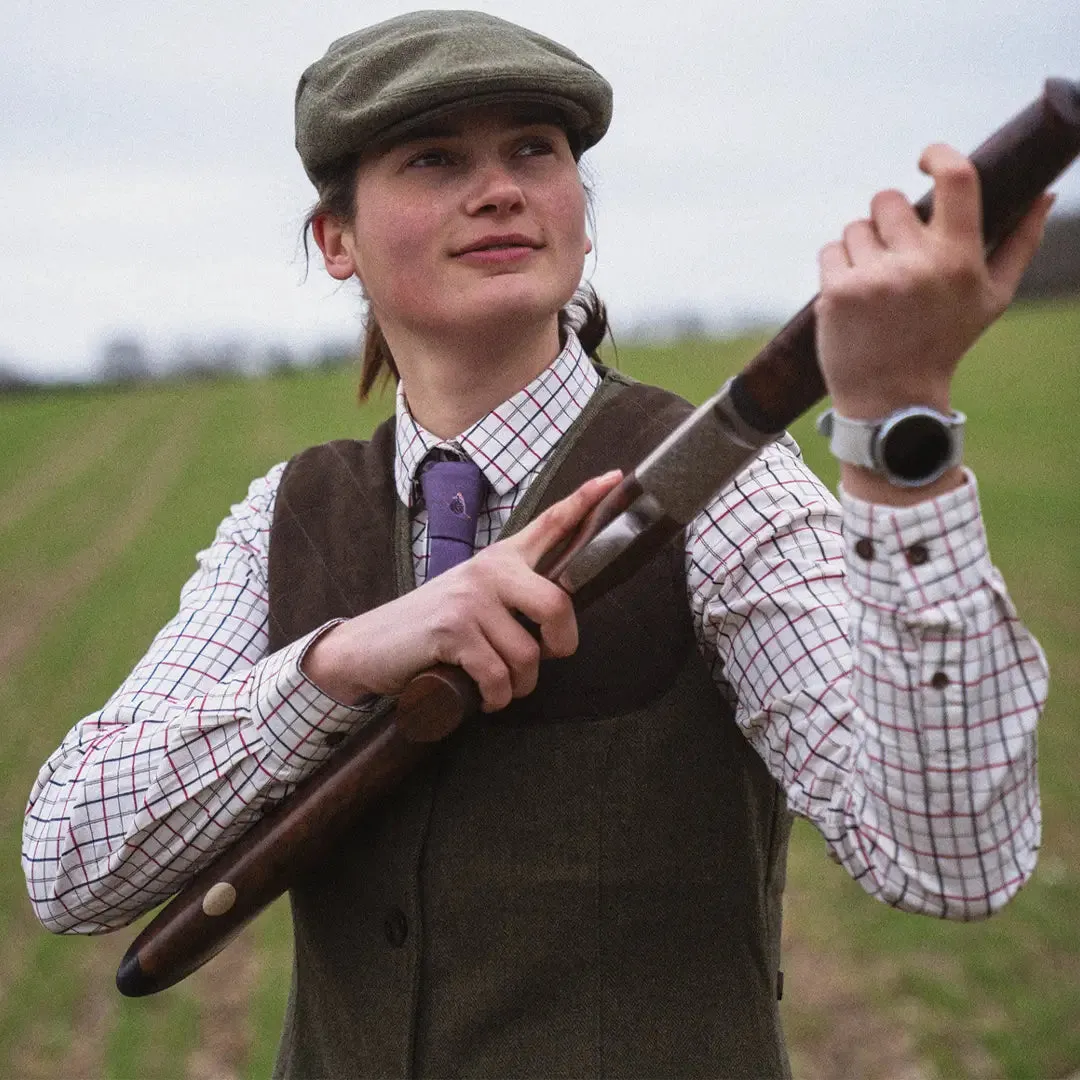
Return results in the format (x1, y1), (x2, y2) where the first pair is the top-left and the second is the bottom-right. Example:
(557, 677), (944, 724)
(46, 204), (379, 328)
(987, 192), (1055, 298)
(509, 469), (624, 567)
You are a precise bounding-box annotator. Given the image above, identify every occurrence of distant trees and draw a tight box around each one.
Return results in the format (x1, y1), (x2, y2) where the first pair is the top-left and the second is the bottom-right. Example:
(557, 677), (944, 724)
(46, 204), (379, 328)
(98, 336), (152, 384)
(1016, 210), (1080, 301)
(0, 361), (34, 394)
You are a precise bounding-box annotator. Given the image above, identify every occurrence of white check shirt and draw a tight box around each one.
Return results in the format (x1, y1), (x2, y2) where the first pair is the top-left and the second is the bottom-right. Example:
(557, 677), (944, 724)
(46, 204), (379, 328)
(23, 333), (1046, 932)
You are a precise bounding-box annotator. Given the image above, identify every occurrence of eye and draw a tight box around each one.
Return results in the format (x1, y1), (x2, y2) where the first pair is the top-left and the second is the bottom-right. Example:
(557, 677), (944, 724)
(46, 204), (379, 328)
(515, 136), (556, 158)
(404, 147), (456, 169)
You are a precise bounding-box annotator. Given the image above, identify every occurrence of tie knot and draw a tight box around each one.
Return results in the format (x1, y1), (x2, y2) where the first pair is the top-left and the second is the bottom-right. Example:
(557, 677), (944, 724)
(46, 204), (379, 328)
(419, 453), (487, 579)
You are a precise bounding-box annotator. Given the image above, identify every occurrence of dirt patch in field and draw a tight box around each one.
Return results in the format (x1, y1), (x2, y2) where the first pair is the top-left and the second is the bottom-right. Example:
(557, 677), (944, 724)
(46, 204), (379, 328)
(6, 933), (123, 1080)
(184, 926), (261, 1080)
(0, 394), (154, 533)
(0, 406), (198, 678)
(782, 933), (930, 1080)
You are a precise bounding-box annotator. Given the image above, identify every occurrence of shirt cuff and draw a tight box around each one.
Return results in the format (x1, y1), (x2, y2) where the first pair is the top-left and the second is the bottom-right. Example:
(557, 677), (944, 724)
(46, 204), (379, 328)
(838, 469), (991, 608)
(251, 620), (388, 779)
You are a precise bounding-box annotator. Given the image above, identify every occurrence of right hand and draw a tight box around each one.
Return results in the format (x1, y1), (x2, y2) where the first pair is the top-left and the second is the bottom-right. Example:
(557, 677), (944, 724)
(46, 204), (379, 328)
(301, 469), (622, 712)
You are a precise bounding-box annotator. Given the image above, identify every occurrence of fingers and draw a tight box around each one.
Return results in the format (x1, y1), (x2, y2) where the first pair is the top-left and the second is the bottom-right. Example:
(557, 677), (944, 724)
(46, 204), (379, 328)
(430, 472), (622, 711)
(817, 240), (849, 287)
(458, 609), (540, 710)
(919, 143), (982, 241)
(986, 192), (1055, 300)
(843, 219), (886, 263)
(870, 189), (922, 248)
(819, 191), (919, 288)
(453, 580), (576, 711)
(509, 468), (622, 566)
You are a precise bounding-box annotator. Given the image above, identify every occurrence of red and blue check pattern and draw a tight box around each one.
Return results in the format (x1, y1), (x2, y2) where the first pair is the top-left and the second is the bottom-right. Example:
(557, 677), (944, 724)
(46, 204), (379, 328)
(23, 333), (1046, 932)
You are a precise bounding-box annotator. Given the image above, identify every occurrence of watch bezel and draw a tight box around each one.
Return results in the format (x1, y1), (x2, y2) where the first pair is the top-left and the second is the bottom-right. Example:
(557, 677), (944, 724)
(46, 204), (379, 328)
(817, 406), (965, 488)
(871, 407), (964, 488)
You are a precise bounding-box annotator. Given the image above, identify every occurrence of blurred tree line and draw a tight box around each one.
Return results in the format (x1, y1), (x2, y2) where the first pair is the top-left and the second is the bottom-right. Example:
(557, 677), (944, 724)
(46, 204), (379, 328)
(2, 211), (1079, 396)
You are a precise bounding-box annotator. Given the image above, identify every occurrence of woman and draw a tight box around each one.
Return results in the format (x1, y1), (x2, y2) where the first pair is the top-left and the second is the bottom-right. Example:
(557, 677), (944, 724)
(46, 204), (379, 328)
(23, 11), (1050, 1078)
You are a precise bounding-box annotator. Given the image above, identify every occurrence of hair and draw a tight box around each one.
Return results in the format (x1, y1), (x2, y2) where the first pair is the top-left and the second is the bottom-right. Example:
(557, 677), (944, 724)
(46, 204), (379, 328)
(301, 144), (611, 402)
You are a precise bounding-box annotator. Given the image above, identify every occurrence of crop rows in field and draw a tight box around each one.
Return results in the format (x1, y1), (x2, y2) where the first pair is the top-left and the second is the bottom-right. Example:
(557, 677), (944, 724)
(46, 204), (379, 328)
(1, 300), (1077, 1078)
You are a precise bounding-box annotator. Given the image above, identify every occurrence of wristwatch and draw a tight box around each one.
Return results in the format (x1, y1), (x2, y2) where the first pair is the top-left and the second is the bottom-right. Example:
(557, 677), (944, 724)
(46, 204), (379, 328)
(815, 405), (965, 488)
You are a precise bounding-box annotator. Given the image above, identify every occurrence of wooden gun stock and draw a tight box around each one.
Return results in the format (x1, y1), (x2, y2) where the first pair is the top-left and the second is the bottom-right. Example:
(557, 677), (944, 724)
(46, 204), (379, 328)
(116, 78), (1080, 997)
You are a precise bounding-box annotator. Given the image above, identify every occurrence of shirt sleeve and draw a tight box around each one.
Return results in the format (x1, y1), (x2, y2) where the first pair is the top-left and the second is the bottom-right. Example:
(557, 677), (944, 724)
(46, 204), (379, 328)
(22, 463), (387, 934)
(687, 436), (1047, 920)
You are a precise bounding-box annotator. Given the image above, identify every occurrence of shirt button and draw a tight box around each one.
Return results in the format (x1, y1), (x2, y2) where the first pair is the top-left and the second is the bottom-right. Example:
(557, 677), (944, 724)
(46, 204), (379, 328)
(384, 907), (409, 947)
(323, 731), (346, 748)
(930, 671), (950, 690)
(854, 538), (875, 561)
(906, 543), (930, 566)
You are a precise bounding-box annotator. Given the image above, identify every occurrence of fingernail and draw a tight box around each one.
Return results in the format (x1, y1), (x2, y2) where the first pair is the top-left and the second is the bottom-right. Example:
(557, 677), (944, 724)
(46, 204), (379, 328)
(597, 469), (622, 483)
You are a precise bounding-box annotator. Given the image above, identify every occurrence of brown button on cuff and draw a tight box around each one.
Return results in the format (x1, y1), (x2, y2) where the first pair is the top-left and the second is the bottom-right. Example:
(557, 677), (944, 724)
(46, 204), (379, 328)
(854, 538), (875, 561)
(905, 543), (930, 566)
(930, 671), (950, 690)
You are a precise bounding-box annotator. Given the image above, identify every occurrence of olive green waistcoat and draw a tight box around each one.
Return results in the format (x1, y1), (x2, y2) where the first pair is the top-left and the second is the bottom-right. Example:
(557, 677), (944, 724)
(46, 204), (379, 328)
(267, 371), (792, 1079)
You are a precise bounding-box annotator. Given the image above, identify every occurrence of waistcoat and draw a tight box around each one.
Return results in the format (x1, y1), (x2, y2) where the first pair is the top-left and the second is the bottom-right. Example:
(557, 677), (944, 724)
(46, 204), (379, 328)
(267, 370), (792, 1079)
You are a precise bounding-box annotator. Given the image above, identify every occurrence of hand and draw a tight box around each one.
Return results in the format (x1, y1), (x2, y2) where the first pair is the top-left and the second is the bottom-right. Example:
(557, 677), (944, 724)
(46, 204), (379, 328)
(815, 143), (1054, 421)
(302, 469), (623, 712)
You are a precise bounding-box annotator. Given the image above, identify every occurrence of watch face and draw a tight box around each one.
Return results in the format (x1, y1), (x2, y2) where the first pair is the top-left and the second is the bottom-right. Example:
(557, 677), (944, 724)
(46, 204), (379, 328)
(879, 413), (952, 483)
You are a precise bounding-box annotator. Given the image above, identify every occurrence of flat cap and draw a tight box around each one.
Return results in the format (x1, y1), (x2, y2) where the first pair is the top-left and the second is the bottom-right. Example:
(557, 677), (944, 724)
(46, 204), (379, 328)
(295, 9), (613, 183)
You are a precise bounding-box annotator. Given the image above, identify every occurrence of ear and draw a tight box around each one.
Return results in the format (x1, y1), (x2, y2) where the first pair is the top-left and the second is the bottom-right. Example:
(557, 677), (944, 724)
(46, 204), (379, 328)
(584, 234), (593, 256)
(312, 214), (359, 282)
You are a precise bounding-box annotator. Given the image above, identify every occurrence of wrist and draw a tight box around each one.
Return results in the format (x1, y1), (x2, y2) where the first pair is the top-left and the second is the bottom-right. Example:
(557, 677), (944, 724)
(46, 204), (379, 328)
(301, 621), (375, 705)
(840, 463), (966, 506)
(829, 388), (952, 421)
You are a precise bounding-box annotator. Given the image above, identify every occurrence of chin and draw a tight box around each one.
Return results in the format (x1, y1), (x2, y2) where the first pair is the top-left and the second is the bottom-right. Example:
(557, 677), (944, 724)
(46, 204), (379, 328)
(443, 282), (574, 334)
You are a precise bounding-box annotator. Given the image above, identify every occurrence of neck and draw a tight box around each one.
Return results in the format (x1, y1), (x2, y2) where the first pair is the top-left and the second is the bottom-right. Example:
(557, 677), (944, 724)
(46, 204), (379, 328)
(383, 318), (563, 438)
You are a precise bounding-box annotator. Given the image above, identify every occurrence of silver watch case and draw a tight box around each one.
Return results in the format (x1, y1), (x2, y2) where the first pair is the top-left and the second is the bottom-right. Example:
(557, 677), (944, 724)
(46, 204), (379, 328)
(815, 406), (965, 488)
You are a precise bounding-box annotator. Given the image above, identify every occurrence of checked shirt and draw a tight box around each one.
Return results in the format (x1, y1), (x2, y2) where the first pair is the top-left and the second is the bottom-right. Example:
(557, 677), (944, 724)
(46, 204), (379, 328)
(23, 332), (1046, 932)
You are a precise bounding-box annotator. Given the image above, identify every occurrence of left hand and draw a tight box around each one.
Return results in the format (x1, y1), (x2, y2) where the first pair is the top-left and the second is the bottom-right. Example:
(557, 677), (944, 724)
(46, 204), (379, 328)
(815, 143), (1054, 422)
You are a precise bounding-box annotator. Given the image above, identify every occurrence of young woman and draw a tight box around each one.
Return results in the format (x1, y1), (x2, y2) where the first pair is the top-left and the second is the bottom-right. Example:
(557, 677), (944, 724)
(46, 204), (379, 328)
(23, 11), (1050, 1078)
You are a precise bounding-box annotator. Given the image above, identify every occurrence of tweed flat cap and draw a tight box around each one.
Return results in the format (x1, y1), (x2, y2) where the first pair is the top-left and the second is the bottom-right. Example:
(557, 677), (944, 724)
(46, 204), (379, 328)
(295, 10), (612, 182)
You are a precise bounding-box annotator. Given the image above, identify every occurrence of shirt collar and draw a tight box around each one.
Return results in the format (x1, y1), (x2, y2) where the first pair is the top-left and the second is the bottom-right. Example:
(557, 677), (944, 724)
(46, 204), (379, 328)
(393, 330), (602, 506)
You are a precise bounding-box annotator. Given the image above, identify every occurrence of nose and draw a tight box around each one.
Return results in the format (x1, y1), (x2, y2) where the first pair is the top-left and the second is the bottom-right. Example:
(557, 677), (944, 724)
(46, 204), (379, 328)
(464, 158), (525, 217)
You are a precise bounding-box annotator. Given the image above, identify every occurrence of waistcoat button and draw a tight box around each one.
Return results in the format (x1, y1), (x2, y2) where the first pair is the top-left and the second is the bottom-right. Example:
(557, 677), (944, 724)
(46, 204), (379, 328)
(384, 907), (409, 947)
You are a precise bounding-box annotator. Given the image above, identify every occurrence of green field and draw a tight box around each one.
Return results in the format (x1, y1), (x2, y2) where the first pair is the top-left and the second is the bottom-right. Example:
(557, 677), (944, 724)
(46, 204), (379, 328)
(1, 300), (1077, 1079)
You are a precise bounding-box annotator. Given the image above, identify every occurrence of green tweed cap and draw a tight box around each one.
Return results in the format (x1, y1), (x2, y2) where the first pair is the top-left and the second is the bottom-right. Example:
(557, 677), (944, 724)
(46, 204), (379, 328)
(295, 9), (613, 183)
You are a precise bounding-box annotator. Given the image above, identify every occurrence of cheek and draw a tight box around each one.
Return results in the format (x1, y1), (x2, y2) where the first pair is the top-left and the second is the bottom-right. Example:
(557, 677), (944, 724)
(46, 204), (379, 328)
(351, 202), (443, 304)
(551, 177), (589, 247)
(547, 179), (590, 283)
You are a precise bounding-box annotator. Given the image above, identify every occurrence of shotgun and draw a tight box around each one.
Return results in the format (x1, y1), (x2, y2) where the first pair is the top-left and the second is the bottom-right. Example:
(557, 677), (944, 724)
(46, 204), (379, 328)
(117, 77), (1080, 997)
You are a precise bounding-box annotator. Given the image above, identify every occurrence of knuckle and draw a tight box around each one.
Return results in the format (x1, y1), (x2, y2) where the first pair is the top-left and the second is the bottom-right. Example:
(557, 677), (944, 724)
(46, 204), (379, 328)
(537, 587), (574, 628)
(479, 664), (512, 709)
(923, 140), (954, 162)
(511, 635), (542, 671)
(938, 245), (982, 286)
(940, 157), (977, 187)
(871, 189), (910, 219)
(546, 629), (577, 659)
(841, 220), (865, 244)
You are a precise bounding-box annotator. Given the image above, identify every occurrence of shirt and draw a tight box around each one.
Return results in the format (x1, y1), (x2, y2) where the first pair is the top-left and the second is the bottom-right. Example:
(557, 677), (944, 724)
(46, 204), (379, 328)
(22, 333), (1047, 933)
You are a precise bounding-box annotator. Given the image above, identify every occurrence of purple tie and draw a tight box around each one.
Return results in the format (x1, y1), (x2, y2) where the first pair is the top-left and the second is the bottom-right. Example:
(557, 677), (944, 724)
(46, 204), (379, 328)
(419, 454), (487, 579)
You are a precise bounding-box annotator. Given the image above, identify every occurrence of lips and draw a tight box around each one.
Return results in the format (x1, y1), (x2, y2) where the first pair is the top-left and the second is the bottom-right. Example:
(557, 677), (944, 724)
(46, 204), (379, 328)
(454, 234), (541, 255)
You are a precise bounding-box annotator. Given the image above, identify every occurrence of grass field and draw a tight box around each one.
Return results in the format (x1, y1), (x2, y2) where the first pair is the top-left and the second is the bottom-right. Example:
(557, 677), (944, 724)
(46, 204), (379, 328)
(1, 300), (1077, 1079)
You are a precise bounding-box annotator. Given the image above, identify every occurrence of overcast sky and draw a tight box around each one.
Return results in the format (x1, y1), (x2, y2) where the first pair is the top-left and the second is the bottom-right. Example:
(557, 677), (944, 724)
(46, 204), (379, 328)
(3, 0), (1079, 378)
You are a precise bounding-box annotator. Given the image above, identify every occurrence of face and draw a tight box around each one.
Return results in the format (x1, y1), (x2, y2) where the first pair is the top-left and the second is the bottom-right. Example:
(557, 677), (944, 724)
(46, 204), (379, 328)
(317, 105), (591, 344)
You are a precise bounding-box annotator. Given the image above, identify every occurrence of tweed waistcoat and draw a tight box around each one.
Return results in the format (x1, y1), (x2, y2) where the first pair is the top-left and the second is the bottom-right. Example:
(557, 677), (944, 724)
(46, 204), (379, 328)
(267, 371), (792, 1079)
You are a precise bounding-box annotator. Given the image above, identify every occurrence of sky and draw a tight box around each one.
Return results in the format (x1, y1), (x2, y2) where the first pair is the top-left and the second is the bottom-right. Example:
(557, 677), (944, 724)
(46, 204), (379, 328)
(3, 0), (1079, 379)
